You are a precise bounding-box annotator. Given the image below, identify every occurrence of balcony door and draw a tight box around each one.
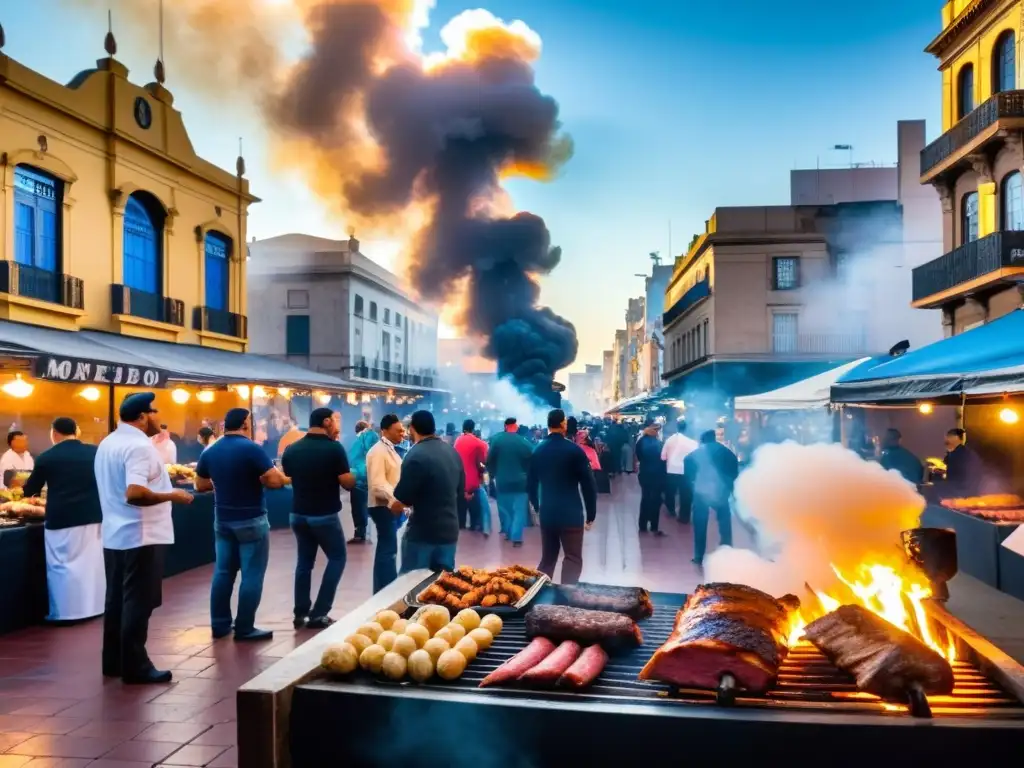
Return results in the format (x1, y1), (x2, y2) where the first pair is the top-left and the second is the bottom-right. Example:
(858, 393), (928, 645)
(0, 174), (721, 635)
(961, 192), (979, 245)
(123, 194), (162, 295)
(772, 312), (799, 353)
(204, 232), (231, 311)
(13, 165), (60, 272)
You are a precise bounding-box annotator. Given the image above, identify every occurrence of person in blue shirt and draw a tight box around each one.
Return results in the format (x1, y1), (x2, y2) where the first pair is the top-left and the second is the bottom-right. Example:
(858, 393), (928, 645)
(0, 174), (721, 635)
(346, 421), (379, 544)
(195, 408), (288, 642)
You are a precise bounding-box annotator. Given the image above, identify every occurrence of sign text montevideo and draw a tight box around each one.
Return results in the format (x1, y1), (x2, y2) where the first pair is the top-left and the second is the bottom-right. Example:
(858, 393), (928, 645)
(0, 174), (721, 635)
(33, 356), (167, 388)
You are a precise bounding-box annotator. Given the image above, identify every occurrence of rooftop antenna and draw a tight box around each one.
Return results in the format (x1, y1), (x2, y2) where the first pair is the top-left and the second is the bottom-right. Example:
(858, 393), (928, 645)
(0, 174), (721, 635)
(154, 0), (166, 83)
(649, 251), (662, 267)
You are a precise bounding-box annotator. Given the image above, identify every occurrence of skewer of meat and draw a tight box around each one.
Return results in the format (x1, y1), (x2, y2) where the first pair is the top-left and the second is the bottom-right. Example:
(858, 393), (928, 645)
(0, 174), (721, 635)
(519, 641), (582, 684)
(559, 644), (609, 689)
(479, 638), (556, 688)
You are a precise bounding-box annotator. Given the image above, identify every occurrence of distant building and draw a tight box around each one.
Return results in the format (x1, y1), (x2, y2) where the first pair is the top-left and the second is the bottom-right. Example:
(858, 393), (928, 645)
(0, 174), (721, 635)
(568, 364), (603, 414)
(790, 165), (898, 206)
(612, 329), (628, 402)
(600, 350), (614, 410)
(641, 264), (673, 390)
(247, 233), (440, 397)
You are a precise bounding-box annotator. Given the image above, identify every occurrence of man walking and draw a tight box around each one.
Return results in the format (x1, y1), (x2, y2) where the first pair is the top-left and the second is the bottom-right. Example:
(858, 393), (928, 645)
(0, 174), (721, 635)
(687, 430), (739, 566)
(454, 419), (489, 535)
(366, 414), (405, 592)
(346, 421), (378, 545)
(635, 419), (667, 536)
(487, 417), (533, 547)
(24, 417), (105, 622)
(661, 419), (698, 523)
(392, 410), (463, 573)
(96, 392), (193, 684)
(195, 408), (287, 641)
(282, 408), (356, 628)
(528, 409), (597, 585)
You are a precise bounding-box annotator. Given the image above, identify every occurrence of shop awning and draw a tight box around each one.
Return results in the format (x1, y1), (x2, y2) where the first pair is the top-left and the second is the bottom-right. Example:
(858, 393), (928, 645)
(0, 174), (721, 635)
(831, 309), (1024, 405)
(734, 358), (870, 411)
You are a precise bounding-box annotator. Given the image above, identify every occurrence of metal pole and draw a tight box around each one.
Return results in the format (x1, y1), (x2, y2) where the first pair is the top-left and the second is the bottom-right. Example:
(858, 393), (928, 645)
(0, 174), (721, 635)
(107, 383), (116, 433)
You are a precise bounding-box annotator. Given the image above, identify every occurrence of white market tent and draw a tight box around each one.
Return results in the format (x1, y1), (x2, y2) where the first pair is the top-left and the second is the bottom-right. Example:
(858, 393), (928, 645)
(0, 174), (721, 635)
(733, 358), (870, 411)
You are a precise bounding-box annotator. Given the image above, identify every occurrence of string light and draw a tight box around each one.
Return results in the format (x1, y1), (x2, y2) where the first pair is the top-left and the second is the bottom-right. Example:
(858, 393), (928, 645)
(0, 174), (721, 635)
(196, 390), (216, 404)
(236, 385), (250, 400)
(277, 387), (291, 399)
(316, 391), (332, 405)
(346, 392), (358, 405)
(999, 407), (1019, 425)
(252, 386), (267, 399)
(918, 403), (934, 415)
(171, 387), (190, 404)
(78, 386), (101, 402)
(2, 375), (33, 399)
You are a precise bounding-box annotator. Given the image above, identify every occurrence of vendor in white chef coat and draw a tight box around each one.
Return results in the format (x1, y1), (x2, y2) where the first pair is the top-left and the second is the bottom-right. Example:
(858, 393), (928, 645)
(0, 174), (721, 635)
(0, 430), (34, 489)
(22, 417), (106, 621)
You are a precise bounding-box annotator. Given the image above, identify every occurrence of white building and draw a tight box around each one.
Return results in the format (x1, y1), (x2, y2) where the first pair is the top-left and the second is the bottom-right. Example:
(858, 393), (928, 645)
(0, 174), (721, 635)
(247, 233), (440, 395)
(567, 364), (603, 415)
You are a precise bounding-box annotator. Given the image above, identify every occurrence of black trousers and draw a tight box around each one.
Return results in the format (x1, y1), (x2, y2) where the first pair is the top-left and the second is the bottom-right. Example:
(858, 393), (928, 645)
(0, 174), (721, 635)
(538, 526), (584, 585)
(102, 546), (165, 678)
(665, 474), (693, 523)
(638, 474), (665, 532)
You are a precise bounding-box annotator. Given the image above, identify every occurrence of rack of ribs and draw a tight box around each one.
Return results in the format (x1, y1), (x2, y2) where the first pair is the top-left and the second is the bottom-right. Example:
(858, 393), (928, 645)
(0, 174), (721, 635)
(639, 583), (801, 695)
(802, 604), (954, 716)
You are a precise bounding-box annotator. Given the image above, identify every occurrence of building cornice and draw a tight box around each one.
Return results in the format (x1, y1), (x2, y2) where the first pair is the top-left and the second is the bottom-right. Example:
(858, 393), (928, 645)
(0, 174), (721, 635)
(925, 0), (996, 56)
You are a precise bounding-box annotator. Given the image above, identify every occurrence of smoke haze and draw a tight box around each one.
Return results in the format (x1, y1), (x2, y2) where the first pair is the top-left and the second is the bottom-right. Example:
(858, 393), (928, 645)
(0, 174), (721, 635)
(704, 441), (926, 597)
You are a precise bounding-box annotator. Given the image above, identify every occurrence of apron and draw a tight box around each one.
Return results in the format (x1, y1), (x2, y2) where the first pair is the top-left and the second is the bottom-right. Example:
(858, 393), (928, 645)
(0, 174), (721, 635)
(44, 523), (106, 621)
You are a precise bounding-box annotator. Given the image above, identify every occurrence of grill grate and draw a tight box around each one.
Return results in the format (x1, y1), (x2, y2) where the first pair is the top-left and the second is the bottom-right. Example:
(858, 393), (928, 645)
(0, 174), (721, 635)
(393, 594), (1024, 718)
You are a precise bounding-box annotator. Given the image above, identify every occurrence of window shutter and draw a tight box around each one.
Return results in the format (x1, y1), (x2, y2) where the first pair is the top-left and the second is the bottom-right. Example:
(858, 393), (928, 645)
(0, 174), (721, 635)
(286, 315), (311, 355)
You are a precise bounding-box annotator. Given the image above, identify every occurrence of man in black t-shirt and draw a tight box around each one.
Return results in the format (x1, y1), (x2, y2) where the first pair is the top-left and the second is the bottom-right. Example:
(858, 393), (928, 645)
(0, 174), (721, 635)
(281, 407), (356, 629)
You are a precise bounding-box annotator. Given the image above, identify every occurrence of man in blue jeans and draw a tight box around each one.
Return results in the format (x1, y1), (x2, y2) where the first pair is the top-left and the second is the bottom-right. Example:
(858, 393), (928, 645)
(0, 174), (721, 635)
(195, 408), (288, 642)
(392, 410), (464, 573)
(366, 414), (406, 592)
(486, 417), (534, 547)
(281, 407), (356, 628)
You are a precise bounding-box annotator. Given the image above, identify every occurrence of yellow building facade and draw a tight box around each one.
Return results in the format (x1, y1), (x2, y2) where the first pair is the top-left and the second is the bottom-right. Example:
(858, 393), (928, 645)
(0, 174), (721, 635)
(0, 31), (257, 351)
(915, 0), (1024, 333)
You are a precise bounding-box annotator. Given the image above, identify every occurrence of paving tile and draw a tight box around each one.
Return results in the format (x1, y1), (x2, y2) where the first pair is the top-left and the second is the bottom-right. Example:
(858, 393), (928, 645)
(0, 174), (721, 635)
(0, 718), (89, 737)
(99, 740), (183, 763)
(157, 744), (228, 766)
(86, 761), (154, 768)
(133, 723), (209, 744)
(65, 722), (148, 741)
(0, 733), (34, 752)
(186, 723), (235, 748)
(7, 700), (81, 717)
(7, 734), (123, 759)
(0, 756), (34, 768)
(19, 758), (92, 767)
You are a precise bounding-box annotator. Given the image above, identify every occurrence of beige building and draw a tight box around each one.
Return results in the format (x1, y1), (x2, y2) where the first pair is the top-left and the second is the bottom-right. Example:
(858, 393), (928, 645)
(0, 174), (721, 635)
(600, 349), (614, 410)
(915, 0), (1024, 335)
(567, 364), (603, 414)
(611, 329), (627, 402)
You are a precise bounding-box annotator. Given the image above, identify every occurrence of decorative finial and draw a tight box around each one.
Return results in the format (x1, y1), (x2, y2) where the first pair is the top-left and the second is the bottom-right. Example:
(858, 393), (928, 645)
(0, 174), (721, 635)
(0, 23), (6, 51)
(154, 59), (165, 84)
(236, 137), (246, 177)
(156, 0), (165, 83)
(104, 10), (117, 56)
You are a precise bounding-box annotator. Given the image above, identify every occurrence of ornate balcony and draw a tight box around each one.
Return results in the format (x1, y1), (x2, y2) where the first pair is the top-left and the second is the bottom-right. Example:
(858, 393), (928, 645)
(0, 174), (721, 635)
(911, 231), (1024, 308)
(920, 90), (1024, 182)
(193, 306), (247, 339)
(110, 284), (184, 326)
(0, 262), (83, 309)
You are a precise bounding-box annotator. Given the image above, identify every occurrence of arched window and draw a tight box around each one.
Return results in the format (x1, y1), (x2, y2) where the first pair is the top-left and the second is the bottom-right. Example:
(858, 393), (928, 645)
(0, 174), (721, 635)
(993, 31), (1016, 93)
(123, 193), (163, 294)
(1003, 172), (1024, 230)
(204, 232), (232, 311)
(958, 64), (975, 119)
(13, 165), (61, 271)
(962, 191), (980, 245)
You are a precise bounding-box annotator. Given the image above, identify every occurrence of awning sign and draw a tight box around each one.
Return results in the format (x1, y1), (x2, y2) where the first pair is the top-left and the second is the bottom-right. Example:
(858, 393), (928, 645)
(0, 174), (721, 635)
(32, 355), (167, 388)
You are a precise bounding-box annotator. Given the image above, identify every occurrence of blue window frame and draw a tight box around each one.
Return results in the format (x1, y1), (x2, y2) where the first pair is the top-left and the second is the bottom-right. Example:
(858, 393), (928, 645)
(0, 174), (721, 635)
(13, 166), (61, 271)
(204, 232), (231, 311)
(286, 314), (310, 355)
(123, 194), (161, 294)
(958, 64), (975, 119)
(994, 32), (1016, 94)
(962, 191), (979, 245)
(1004, 172), (1024, 231)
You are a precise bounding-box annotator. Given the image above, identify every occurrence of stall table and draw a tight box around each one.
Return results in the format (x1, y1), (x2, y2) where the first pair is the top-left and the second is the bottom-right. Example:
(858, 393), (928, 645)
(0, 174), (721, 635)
(164, 492), (216, 578)
(0, 523), (47, 633)
(922, 504), (1021, 592)
(266, 486), (294, 530)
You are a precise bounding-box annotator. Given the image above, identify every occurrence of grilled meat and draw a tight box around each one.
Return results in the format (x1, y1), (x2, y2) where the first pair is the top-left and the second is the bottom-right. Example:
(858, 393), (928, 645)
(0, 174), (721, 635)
(559, 644), (609, 689)
(554, 583), (655, 620)
(479, 638), (556, 688)
(639, 583), (800, 693)
(519, 641), (583, 684)
(803, 605), (954, 700)
(525, 605), (643, 650)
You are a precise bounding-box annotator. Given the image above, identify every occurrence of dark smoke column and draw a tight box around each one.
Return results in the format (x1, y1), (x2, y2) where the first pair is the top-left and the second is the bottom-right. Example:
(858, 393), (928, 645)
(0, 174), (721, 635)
(269, 2), (578, 406)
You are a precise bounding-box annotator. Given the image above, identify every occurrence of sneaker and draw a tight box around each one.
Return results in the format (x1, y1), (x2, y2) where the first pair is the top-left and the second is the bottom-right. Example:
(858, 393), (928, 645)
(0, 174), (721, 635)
(235, 628), (274, 642)
(306, 616), (335, 630)
(293, 617), (307, 630)
(123, 668), (173, 685)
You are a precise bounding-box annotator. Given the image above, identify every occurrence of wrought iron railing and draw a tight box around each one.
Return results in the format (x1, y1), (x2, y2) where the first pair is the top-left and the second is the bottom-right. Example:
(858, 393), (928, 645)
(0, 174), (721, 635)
(911, 230), (1024, 302)
(770, 333), (868, 355)
(193, 306), (247, 338)
(0, 262), (84, 309)
(110, 284), (184, 325)
(920, 90), (1024, 175)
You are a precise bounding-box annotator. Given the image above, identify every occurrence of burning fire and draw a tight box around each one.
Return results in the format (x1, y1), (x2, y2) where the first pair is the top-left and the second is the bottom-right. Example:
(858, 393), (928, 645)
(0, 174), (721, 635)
(787, 563), (957, 662)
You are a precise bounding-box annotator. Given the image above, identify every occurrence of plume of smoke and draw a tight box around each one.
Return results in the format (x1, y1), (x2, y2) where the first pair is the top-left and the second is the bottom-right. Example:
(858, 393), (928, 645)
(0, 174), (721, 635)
(703, 441), (925, 597)
(437, 364), (551, 430)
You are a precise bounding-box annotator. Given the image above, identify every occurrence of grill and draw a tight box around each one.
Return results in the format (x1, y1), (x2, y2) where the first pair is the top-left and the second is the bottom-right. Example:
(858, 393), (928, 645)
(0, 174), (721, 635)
(287, 590), (1024, 766)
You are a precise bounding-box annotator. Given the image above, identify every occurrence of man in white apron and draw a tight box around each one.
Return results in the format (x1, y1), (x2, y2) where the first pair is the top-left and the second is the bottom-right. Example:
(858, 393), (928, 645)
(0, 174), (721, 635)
(22, 417), (105, 621)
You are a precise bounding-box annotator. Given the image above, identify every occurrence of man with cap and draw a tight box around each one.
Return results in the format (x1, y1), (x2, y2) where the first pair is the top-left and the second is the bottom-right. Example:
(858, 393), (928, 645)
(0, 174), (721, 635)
(635, 418), (667, 536)
(195, 408), (288, 641)
(95, 392), (194, 684)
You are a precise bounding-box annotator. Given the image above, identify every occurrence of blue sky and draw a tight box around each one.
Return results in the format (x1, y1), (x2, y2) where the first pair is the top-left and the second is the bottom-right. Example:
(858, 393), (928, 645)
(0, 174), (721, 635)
(5, 0), (942, 371)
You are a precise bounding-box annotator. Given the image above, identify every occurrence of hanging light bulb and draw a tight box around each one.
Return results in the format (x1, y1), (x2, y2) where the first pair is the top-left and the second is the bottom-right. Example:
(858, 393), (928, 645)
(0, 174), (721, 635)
(999, 407), (1019, 425)
(171, 387), (190, 405)
(2, 375), (33, 399)
(918, 403), (934, 415)
(196, 390), (216, 404)
(361, 393), (371, 403)
(277, 387), (291, 399)
(252, 386), (267, 399)
(346, 392), (358, 405)
(236, 385), (250, 400)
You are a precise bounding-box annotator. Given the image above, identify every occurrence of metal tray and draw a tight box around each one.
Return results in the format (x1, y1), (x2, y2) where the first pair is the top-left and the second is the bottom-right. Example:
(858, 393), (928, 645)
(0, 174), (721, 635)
(403, 570), (549, 616)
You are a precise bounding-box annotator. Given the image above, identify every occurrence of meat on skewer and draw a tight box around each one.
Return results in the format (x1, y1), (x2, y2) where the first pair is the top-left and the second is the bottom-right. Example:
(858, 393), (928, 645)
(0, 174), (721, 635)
(802, 605), (954, 703)
(479, 638), (556, 688)
(639, 583), (800, 693)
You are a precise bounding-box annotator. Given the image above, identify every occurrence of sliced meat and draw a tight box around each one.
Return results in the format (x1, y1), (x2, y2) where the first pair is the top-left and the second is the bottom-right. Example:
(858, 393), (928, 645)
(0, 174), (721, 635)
(639, 583), (800, 693)
(554, 583), (655, 620)
(519, 641), (583, 684)
(479, 638), (556, 688)
(559, 644), (609, 689)
(803, 605), (954, 700)
(526, 605), (643, 650)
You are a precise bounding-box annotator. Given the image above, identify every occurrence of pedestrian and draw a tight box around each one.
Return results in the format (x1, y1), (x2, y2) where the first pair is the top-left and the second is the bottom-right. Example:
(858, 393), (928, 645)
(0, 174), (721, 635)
(486, 416), (533, 546)
(281, 407), (356, 629)
(454, 418), (490, 536)
(95, 392), (193, 684)
(392, 410), (463, 573)
(687, 430), (739, 566)
(879, 428), (924, 486)
(346, 420), (378, 545)
(661, 419), (698, 524)
(528, 409), (597, 585)
(366, 413), (405, 592)
(151, 424), (177, 465)
(0, 430), (34, 489)
(194, 407), (288, 641)
(635, 419), (667, 536)
(23, 417), (105, 622)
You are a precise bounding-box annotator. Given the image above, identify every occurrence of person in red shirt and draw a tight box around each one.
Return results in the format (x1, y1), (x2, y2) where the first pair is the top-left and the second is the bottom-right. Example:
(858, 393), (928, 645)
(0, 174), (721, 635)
(454, 419), (490, 536)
